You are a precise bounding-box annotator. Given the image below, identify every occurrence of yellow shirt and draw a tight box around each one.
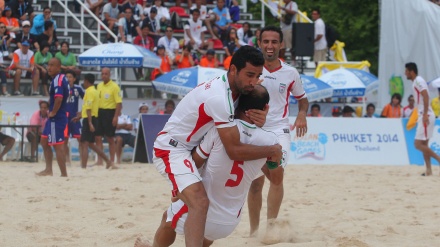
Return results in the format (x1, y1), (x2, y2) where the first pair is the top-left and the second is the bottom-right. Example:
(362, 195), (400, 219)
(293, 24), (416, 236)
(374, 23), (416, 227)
(431, 97), (440, 117)
(97, 80), (123, 109)
(82, 86), (99, 118)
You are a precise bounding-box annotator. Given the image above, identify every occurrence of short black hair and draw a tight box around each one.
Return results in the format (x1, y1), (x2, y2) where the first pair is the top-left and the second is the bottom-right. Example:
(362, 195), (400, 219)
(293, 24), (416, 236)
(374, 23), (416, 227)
(259, 25), (283, 42)
(391, 93), (402, 104)
(405, 62), (418, 75)
(43, 6), (51, 12)
(39, 100), (49, 108)
(236, 84), (269, 113)
(367, 103), (375, 110)
(44, 21), (53, 31)
(311, 103), (320, 111)
(312, 8), (321, 15)
(230, 46), (264, 73)
(165, 99), (175, 108)
(40, 41), (50, 50)
(191, 8), (200, 14)
(60, 41), (69, 49)
(84, 73), (95, 85)
(183, 44), (192, 52)
(65, 70), (76, 78)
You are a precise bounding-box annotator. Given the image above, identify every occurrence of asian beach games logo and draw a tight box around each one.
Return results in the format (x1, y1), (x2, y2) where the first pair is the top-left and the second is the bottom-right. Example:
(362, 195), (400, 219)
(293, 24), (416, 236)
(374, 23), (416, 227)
(172, 70), (192, 84)
(429, 125), (440, 156)
(290, 133), (328, 160)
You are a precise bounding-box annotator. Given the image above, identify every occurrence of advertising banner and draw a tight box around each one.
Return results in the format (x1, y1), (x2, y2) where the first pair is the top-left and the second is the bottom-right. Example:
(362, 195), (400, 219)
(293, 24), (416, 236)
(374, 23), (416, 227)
(288, 117), (408, 165)
(403, 118), (440, 166)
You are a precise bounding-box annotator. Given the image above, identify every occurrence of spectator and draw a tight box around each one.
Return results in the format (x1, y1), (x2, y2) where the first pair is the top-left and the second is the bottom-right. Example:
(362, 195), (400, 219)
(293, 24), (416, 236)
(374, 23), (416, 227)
(30, 7), (57, 36)
(0, 21), (11, 58)
(431, 90), (440, 118)
(64, 70), (84, 167)
(0, 6), (20, 34)
(364, 103), (379, 118)
(26, 100), (49, 162)
(403, 94), (415, 118)
(118, 6), (141, 43)
(205, 0), (232, 40)
(13, 20), (38, 51)
(132, 102), (149, 133)
(222, 46), (238, 70)
(150, 45), (172, 80)
(121, 0), (144, 23)
(174, 44), (195, 69)
(157, 26), (179, 60)
(8, 41), (39, 96)
(223, 27), (240, 57)
(229, 0), (240, 23)
(101, 0), (121, 43)
(381, 93), (402, 118)
(0, 130), (15, 161)
(184, 8), (212, 51)
(114, 112), (135, 164)
(308, 103), (322, 117)
(35, 21), (59, 54)
(94, 67), (122, 167)
(144, 0), (170, 31)
(164, 99), (175, 114)
(55, 41), (80, 76)
(248, 27), (261, 48)
(277, 0), (297, 63)
(237, 22), (252, 46)
(9, 0), (35, 22)
(84, 0), (104, 17)
(141, 7), (161, 45)
(341, 105), (355, 117)
(133, 25), (154, 51)
(312, 8), (327, 66)
(34, 42), (52, 96)
(199, 49), (219, 68)
(189, 0), (208, 21)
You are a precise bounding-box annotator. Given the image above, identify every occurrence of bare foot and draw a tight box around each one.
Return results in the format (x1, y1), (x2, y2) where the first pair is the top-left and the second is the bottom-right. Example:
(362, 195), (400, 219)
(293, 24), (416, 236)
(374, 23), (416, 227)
(107, 164), (119, 170)
(35, 170), (53, 176)
(134, 236), (152, 247)
(92, 162), (104, 166)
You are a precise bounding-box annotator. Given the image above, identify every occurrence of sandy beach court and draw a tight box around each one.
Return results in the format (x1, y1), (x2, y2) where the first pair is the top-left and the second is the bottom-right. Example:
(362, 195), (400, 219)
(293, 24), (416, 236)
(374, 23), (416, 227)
(0, 162), (439, 247)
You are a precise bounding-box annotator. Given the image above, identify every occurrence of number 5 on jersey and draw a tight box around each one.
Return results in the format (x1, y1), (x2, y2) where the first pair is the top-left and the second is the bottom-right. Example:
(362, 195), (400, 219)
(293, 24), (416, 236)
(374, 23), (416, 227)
(225, 161), (244, 187)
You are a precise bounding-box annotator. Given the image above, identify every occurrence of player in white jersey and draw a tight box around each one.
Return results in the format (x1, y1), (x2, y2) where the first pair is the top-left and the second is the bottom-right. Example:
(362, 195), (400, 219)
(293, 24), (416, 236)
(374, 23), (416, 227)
(248, 26), (309, 237)
(152, 46), (283, 247)
(405, 62), (440, 176)
(135, 85), (281, 247)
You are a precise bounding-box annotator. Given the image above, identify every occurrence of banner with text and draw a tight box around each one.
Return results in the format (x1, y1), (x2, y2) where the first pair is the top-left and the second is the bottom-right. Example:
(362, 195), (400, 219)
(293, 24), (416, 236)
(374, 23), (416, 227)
(403, 118), (440, 166)
(288, 117), (408, 165)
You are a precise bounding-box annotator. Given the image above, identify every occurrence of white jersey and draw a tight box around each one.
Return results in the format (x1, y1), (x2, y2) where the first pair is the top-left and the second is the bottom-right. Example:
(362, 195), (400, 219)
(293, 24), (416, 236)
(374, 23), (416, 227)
(261, 60), (306, 130)
(184, 18), (207, 45)
(194, 119), (278, 225)
(154, 74), (237, 150)
(115, 114), (132, 134)
(412, 75), (434, 116)
(314, 18), (327, 50)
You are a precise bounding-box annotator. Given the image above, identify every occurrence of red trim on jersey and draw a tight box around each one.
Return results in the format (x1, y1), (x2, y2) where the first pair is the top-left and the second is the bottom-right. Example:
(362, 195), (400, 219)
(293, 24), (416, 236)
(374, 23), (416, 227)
(414, 87), (420, 105)
(215, 122), (228, 126)
(283, 82), (295, 118)
(424, 123), (427, 138)
(264, 63), (282, 73)
(198, 145), (209, 157)
(232, 93), (239, 102)
(157, 131), (168, 136)
(186, 103), (213, 142)
(154, 148), (178, 196)
(237, 207), (242, 218)
(171, 204), (189, 229)
(57, 74), (65, 86)
(294, 93), (306, 99)
(54, 94), (63, 98)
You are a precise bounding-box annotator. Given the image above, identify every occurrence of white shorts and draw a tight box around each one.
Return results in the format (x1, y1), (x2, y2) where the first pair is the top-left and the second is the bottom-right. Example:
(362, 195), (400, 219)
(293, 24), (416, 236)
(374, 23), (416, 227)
(153, 147), (202, 196)
(415, 114), (435, 140)
(167, 200), (238, 241)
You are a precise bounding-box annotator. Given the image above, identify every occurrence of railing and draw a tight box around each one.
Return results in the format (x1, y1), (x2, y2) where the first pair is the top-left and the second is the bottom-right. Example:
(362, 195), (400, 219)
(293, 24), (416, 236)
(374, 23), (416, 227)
(260, 0), (312, 24)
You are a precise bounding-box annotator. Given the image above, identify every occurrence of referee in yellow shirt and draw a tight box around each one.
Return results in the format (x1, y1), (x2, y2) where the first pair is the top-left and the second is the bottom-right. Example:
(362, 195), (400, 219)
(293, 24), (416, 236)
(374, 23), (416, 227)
(95, 68), (122, 167)
(76, 73), (114, 169)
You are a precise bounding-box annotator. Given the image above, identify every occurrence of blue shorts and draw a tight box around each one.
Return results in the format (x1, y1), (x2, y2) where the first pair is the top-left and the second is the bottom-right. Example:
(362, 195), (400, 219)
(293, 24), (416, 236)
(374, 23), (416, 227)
(42, 117), (68, 146)
(67, 119), (81, 138)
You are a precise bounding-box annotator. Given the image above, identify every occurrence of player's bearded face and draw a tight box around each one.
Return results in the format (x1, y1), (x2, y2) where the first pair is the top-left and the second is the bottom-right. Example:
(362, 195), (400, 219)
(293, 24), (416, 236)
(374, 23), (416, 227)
(234, 64), (262, 95)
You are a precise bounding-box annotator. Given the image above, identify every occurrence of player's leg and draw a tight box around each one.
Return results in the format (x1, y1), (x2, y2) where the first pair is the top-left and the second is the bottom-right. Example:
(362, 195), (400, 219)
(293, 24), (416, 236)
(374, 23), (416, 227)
(64, 136), (71, 166)
(115, 135), (123, 164)
(247, 175), (264, 237)
(54, 119), (68, 176)
(202, 239), (214, 247)
(151, 211), (177, 247)
(37, 120), (54, 176)
(414, 115), (440, 175)
(153, 149), (208, 247)
(53, 143), (67, 177)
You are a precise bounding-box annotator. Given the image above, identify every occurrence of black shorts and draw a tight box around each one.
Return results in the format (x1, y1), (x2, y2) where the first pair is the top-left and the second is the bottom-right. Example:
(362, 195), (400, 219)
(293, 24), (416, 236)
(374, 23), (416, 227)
(0, 132), (11, 145)
(81, 117), (98, 143)
(96, 109), (117, 137)
(115, 133), (135, 148)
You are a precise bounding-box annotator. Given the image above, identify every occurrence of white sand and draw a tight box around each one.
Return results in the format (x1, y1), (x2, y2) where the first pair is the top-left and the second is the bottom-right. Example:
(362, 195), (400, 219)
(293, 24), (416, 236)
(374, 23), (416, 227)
(0, 162), (439, 247)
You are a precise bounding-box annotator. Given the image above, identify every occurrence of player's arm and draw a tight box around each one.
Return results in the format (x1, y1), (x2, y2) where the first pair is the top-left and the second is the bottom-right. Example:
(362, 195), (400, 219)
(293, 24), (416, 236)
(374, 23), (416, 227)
(49, 97), (63, 118)
(421, 89), (430, 124)
(292, 97), (308, 137)
(217, 125), (282, 161)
